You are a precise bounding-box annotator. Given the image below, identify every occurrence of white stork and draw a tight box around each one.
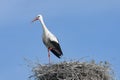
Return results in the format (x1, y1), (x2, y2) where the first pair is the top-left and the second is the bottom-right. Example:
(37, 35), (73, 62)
(32, 14), (63, 63)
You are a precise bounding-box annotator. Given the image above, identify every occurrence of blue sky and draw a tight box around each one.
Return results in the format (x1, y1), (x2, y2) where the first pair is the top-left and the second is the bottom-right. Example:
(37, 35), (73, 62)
(0, 0), (120, 80)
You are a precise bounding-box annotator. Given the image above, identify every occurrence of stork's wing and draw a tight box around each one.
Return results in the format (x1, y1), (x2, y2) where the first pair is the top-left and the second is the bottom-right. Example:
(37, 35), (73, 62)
(49, 41), (63, 58)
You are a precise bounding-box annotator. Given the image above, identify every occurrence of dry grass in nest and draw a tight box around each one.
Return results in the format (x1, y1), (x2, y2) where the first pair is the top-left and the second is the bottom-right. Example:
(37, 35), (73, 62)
(30, 61), (114, 80)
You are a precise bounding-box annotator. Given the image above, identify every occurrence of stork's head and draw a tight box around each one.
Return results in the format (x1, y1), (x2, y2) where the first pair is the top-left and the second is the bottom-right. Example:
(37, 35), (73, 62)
(32, 14), (43, 22)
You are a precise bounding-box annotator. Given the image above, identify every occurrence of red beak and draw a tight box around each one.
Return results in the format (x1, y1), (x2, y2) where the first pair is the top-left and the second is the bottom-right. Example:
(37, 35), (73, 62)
(32, 17), (39, 22)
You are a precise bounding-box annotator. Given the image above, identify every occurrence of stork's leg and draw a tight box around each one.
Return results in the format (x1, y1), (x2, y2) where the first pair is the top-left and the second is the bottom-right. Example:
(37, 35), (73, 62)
(48, 49), (50, 64)
(48, 48), (52, 64)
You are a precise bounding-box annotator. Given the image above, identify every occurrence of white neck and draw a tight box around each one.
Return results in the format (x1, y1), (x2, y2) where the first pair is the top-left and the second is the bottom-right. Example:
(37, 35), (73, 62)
(38, 17), (49, 32)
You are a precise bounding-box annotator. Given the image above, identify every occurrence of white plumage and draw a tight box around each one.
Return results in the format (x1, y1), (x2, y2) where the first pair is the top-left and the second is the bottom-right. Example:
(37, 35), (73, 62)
(32, 14), (63, 63)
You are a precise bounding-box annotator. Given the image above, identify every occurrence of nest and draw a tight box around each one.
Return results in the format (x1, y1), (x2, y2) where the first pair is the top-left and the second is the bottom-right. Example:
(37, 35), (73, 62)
(30, 61), (114, 80)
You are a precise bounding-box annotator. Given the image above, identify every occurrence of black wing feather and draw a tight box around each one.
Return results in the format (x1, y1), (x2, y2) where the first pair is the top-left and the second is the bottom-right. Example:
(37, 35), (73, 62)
(49, 41), (63, 58)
